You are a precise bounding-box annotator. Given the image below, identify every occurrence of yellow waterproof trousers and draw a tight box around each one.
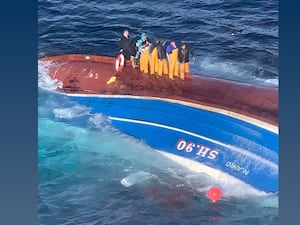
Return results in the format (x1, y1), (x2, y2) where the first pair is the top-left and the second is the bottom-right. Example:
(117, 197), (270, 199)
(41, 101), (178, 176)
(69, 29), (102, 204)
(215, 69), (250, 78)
(154, 51), (159, 73)
(139, 51), (145, 72)
(142, 48), (150, 74)
(174, 49), (179, 77)
(168, 48), (179, 80)
(158, 59), (168, 76)
(163, 59), (168, 75)
(150, 47), (158, 75)
(179, 62), (190, 80)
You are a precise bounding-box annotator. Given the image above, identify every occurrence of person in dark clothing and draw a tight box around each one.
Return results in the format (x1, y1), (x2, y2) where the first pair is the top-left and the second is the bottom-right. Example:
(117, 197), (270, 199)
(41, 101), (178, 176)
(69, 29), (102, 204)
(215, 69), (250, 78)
(129, 35), (140, 58)
(149, 38), (159, 54)
(118, 29), (131, 60)
(157, 39), (167, 61)
(178, 42), (195, 80)
(178, 42), (194, 64)
(157, 39), (168, 75)
(129, 35), (140, 68)
(149, 38), (160, 74)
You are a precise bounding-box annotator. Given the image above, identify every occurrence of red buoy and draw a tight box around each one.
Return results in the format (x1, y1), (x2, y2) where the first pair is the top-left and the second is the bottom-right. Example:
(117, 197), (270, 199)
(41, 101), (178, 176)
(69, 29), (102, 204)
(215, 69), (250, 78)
(207, 186), (222, 202)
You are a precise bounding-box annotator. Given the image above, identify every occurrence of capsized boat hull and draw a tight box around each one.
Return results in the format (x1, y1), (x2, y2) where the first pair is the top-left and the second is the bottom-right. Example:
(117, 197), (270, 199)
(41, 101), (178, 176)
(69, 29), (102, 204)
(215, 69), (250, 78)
(39, 54), (278, 193)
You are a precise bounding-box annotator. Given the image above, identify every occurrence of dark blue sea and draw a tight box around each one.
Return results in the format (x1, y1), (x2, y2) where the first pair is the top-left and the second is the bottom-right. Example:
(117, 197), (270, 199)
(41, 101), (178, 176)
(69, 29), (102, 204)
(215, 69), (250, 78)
(38, 0), (279, 224)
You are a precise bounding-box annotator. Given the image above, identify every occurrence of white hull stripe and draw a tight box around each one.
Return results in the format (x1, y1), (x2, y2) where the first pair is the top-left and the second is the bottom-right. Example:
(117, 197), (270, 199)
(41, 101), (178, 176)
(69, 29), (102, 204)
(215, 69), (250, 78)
(109, 116), (278, 170)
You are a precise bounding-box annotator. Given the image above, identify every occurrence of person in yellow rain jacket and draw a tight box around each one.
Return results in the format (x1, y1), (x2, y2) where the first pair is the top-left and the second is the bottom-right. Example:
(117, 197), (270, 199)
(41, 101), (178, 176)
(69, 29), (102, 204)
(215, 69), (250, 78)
(157, 39), (168, 76)
(166, 41), (179, 80)
(178, 42), (195, 80)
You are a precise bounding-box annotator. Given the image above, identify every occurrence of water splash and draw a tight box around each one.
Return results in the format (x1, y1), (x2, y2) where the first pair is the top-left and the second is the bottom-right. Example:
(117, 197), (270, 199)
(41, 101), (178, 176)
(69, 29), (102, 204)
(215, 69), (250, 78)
(38, 61), (63, 90)
(191, 56), (278, 87)
(120, 171), (157, 187)
(53, 106), (91, 119)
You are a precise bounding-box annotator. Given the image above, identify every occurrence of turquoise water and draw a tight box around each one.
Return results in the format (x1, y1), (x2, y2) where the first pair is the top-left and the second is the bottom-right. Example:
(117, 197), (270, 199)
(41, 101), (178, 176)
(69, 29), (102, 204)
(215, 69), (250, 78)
(38, 78), (278, 224)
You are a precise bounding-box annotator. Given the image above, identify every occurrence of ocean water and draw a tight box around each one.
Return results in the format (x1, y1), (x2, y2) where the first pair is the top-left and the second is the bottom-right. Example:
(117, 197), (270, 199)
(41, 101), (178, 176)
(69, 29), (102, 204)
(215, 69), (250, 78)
(38, 0), (278, 224)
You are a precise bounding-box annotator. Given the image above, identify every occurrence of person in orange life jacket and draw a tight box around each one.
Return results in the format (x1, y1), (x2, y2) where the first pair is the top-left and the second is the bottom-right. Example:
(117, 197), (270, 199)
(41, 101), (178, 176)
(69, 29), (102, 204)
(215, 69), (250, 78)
(166, 40), (178, 80)
(107, 49), (125, 85)
(178, 42), (195, 80)
(118, 29), (131, 60)
(157, 39), (168, 75)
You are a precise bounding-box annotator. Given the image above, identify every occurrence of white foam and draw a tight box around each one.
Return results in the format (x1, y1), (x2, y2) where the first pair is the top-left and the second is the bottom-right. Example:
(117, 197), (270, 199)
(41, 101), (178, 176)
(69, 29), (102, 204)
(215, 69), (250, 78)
(253, 77), (278, 86)
(38, 61), (63, 91)
(120, 171), (156, 187)
(258, 195), (278, 208)
(196, 57), (244, 76)
(53, 106), (91, 119)
(156, 150), (272, 199)
(88, 113), (110, 129)
(191, 56), (278, 87)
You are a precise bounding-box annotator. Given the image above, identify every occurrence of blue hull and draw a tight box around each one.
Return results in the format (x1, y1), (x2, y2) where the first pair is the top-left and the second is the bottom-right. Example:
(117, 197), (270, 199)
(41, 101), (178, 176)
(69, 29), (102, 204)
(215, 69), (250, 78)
(69, 94), (278, 193)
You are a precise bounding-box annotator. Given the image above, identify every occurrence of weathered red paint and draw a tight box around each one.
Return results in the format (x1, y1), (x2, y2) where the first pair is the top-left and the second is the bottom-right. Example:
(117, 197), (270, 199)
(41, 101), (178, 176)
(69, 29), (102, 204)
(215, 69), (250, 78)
(39, 54), (278, 125)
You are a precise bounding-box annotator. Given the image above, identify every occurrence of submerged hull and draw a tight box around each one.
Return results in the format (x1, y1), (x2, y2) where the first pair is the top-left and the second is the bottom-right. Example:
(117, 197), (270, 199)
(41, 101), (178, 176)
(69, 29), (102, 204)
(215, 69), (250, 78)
(39, 54), (278, 193)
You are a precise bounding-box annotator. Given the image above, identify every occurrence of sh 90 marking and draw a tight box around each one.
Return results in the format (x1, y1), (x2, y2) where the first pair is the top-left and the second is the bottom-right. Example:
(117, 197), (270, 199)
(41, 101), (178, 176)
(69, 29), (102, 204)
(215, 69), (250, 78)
(176, 139), (219, 160)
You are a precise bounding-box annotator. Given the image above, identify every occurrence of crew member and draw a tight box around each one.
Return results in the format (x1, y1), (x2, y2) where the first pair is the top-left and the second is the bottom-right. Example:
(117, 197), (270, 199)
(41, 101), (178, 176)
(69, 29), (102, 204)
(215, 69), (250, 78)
(166, 40), (178, 80)
(157, 39), (168, 76)
(129, 35), (140, 68)
(178, 42), (195, 80)
(119, 29), (131, 60)
(149, 39), (160, 75)
(136, 33), (150, 73)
